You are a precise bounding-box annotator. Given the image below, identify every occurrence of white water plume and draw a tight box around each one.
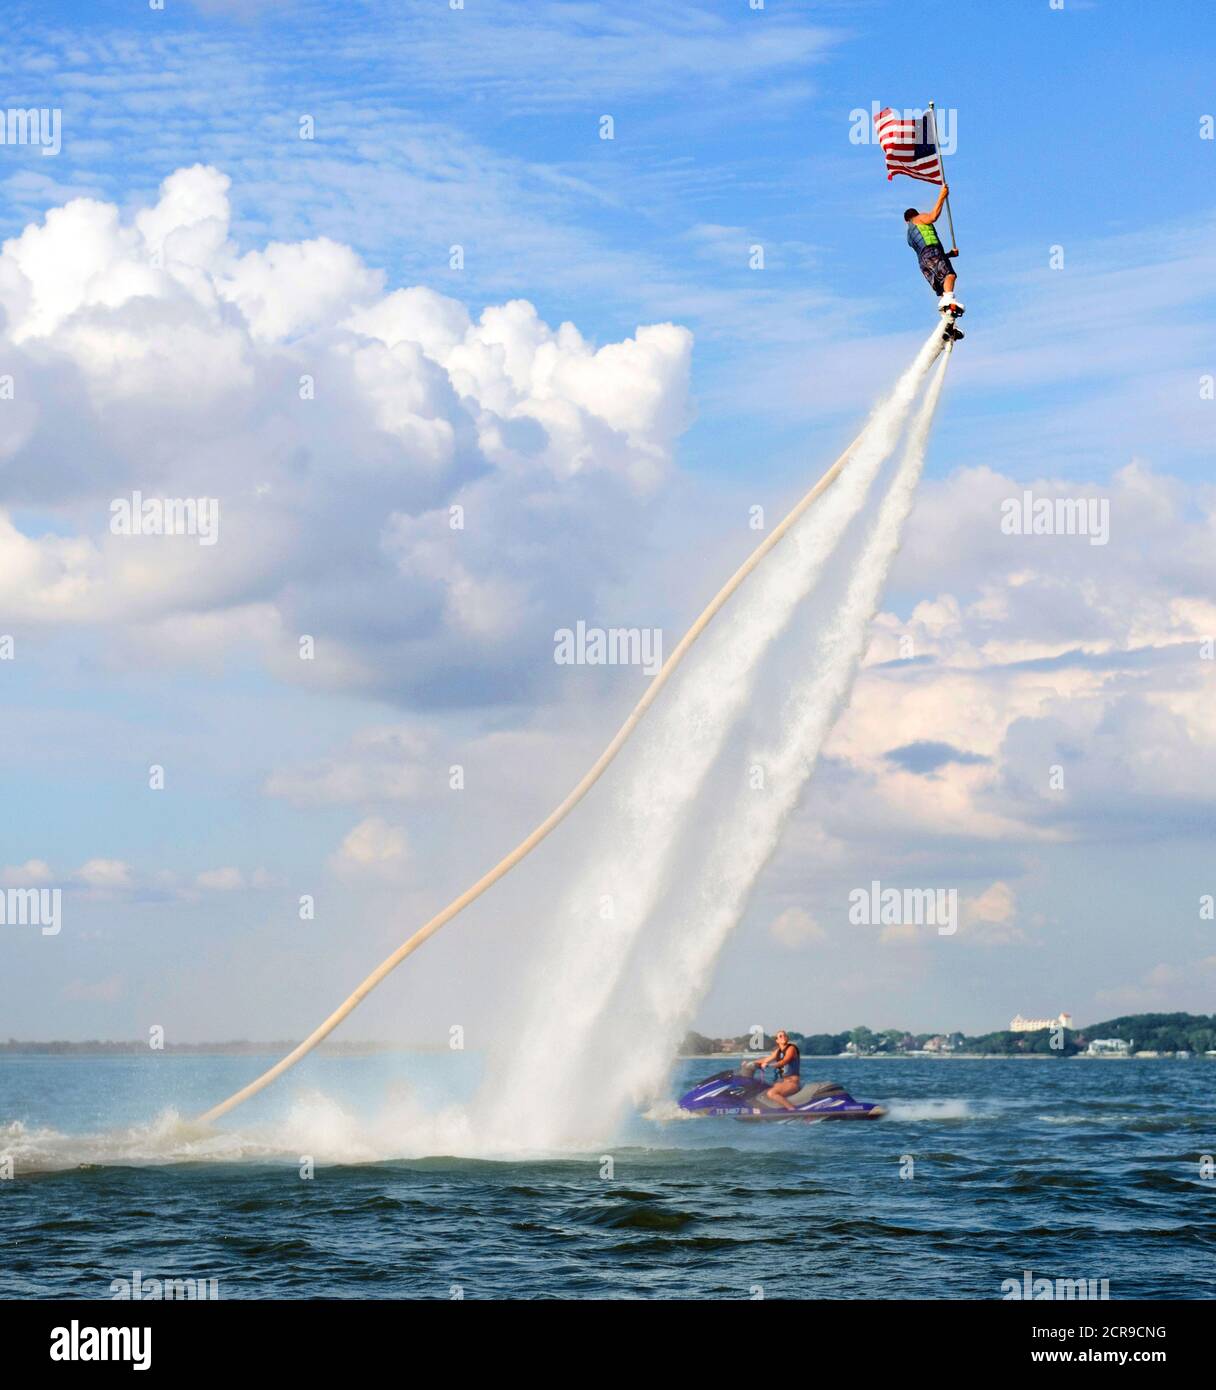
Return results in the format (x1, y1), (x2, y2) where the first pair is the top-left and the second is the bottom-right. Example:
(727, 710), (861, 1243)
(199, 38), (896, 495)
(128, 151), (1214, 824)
(488, 334), (948, 1148)
(603, 350), (953, 1119)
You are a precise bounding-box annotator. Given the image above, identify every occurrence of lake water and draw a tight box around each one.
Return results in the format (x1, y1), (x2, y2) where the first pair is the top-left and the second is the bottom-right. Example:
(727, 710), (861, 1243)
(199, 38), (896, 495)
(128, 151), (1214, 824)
(2, 1053), (1212, 1299)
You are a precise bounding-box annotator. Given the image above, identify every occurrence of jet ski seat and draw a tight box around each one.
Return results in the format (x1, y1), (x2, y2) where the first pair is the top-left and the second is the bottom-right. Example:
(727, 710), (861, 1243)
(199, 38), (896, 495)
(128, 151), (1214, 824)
(754, 1080), (847, 1109)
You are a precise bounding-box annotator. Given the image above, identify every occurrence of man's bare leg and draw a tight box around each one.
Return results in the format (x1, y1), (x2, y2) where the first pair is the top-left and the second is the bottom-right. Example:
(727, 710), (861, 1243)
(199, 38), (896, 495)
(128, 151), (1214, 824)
(939, 273), (964, 317)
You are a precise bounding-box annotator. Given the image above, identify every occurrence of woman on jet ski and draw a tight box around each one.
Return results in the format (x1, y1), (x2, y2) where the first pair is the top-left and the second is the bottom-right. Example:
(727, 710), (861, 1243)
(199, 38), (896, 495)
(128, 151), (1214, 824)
(757, 1030), (801, 1111)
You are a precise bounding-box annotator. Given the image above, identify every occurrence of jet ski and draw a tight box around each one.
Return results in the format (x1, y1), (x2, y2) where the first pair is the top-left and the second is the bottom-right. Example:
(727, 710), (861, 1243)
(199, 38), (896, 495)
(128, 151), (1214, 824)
(679, 1060), (885, 1121)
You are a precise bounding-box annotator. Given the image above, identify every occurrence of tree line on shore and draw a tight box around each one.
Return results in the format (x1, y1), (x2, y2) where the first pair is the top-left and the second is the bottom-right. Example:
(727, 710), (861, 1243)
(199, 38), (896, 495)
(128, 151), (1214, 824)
(681, 1013), (1216, 1057)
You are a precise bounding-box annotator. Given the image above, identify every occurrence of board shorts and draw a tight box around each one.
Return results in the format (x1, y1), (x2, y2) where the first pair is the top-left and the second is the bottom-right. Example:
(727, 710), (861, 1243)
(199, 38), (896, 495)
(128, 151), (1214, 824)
(919, 249), (955, 295)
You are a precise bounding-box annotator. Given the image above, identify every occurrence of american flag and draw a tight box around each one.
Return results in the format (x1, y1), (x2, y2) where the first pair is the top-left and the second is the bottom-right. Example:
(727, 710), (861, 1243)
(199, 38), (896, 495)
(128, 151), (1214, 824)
(874, 107), (943, 184)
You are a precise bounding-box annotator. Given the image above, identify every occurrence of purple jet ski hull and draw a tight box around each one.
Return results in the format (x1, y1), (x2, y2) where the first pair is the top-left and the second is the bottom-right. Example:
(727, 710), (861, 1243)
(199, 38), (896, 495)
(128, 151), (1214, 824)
(679, 1069), (885, 1121)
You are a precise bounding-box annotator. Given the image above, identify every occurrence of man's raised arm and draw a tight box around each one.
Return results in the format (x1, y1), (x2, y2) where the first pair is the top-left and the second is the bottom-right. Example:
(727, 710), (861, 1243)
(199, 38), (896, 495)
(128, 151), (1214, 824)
(911, 183), (949, 226)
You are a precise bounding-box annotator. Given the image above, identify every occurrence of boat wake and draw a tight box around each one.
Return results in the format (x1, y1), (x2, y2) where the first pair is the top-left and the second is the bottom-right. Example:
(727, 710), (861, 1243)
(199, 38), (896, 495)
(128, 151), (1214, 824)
(883, 1100), (974, 1123)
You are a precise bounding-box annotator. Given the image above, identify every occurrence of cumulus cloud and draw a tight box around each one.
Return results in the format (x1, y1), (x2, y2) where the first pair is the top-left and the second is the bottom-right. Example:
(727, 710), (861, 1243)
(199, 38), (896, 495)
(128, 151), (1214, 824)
(329, 816), (412, 880)
(769, 906), (827, 949)
(960, 881), (1023, 945)
(1, 859), (54, 886)
(0, 857), (277, 901)
(0, 165), (693, 707)
(810, 460), (1216, 856)
(74, 858), (133, 890)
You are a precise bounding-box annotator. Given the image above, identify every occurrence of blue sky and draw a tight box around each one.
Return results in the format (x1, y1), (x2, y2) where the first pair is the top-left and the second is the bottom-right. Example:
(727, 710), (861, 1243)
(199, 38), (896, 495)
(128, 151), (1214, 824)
(6, 0), (1214, 480)
(1, 0), (1214, 1045)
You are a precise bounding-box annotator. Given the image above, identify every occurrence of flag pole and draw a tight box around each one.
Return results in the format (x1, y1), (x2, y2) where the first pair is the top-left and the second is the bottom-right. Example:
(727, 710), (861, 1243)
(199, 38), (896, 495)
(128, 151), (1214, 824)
(928, 100), (957, 254)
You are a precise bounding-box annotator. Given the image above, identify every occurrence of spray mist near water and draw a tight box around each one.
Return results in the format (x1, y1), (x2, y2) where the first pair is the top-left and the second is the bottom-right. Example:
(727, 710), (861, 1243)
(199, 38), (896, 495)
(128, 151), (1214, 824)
(488, 341), (952, 1150)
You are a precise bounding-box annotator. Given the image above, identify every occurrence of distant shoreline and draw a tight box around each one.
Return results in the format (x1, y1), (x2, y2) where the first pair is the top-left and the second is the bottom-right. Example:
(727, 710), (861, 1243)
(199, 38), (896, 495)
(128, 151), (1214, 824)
(0, 1042), (449, 1057)
(677, 1052), (1210, 1061)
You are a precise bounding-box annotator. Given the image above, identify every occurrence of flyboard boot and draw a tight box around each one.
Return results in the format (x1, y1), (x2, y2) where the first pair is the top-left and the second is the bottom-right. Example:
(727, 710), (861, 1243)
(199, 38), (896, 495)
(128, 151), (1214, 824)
(939, 292), (965, 341)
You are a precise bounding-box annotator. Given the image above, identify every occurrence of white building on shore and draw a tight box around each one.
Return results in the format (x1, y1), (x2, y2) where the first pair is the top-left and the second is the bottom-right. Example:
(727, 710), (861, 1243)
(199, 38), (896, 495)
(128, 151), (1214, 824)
(1010, 1011), (1072, 1033)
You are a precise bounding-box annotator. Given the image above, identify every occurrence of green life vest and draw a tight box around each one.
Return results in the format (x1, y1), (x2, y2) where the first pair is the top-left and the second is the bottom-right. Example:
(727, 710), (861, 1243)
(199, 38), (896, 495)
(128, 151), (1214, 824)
(907, 220), (942, 256)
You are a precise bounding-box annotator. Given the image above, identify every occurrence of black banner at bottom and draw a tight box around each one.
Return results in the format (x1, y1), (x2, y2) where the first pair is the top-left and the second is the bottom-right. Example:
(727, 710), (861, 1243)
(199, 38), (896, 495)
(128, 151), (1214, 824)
(4, 1297), (1201, 1375)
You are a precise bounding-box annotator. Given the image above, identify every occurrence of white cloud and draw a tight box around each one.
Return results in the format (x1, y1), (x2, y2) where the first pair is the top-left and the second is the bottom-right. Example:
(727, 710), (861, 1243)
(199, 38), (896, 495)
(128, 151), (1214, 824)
(0, 165), (692, 708)
(769, 906), (827, 949)
(1, 858), (54, 886)
(961, 881), (1023, 946)
(74, 858), (133, 889)
(808, 460), (1216, 856)
(221, 236), (382, 343)
(329, 816), (412, 880)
